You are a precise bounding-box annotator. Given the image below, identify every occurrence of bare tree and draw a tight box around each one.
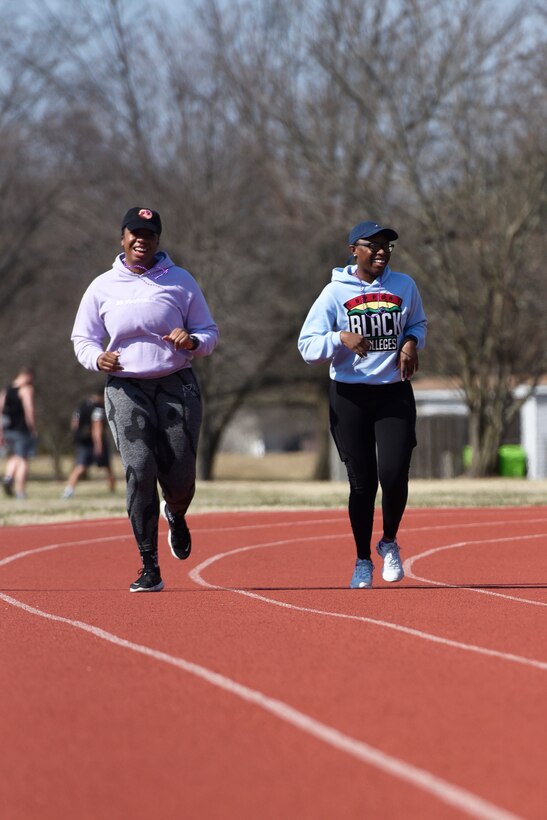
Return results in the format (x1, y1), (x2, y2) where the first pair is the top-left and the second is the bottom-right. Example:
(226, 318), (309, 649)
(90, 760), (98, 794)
(296, 0), (547, 475)
(1, 0), (545, 482)
(0, 0), (164, 471)
(141, 1), (331, 477)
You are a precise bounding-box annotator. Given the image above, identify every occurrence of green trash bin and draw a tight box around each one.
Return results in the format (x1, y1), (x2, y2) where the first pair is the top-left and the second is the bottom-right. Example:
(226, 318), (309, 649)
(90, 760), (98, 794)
(462, 444), (473, 470)
(498, 445), (527, 478)
(462, 445), (473, 470)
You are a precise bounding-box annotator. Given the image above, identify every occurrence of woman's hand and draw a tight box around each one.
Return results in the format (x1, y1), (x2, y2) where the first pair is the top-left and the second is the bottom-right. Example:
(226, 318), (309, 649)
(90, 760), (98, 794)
(97, 350), (123, 372)
(397, 339), (419, 380)
(162, 328), (196, 351)
(340, 331), (370, 358)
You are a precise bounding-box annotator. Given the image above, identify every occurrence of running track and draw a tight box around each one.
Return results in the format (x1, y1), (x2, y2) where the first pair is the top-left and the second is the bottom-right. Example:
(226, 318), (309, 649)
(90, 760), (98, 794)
(1, 506), (546, 820)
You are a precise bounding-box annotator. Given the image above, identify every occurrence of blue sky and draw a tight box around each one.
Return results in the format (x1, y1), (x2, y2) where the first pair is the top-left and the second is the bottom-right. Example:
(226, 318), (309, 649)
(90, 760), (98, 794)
(8, 0), (526, 20)
(158, 0), (523, 13)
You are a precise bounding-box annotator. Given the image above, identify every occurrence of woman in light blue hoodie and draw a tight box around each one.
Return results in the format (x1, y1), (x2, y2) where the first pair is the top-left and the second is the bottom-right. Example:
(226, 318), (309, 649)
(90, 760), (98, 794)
(298, 220), (427, 589)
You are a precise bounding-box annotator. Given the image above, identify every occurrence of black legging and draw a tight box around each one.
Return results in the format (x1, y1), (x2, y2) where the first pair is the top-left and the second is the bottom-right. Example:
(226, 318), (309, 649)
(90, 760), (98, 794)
(329, 379), (417, 560)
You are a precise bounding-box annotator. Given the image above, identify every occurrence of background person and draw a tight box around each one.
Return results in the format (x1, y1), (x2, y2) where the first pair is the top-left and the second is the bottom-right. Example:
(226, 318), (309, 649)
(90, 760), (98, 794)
(61, 391), (116, 498)
(0, 367), (37, 500)
(298, 220), (427, 589)
(71, 206), (219, 592)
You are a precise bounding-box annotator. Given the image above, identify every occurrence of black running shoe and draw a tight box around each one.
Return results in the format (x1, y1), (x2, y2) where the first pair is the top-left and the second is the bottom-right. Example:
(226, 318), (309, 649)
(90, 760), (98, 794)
(129, 567), (164, 593)
(2, 476), (14, 497)
(161, 500), (192, 560)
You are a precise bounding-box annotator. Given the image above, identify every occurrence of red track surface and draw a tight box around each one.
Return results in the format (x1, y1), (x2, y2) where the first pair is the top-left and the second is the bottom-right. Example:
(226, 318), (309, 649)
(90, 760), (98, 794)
(1, 506), (546, 820)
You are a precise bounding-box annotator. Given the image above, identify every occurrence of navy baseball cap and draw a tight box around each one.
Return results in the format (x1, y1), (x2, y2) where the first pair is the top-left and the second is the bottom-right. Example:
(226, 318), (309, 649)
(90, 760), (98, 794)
(121, 207), (162, 235)
(348, 220), (398, 245)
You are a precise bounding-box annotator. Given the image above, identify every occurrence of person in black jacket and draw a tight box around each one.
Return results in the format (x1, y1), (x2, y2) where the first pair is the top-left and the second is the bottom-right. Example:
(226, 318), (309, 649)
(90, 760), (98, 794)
(0, 367), (37, 500)
(61, 391), (116, 499)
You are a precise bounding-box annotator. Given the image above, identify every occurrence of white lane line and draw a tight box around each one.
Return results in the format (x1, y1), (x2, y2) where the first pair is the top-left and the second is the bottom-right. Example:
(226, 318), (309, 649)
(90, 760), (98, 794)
(189, 539), (547, 671)
(3, 531), (544, 668)
(404, 535), (547, 608)
(192, 513), (547, 536)
(0, 521), (124, 533)
(9, 511), (547, 539)
(2, 521), (544, 618)
(401, 515), (547, 534)
(0, 590), (521, 820)
(5, 512), (547, 556)
(0, 536), (127, 568)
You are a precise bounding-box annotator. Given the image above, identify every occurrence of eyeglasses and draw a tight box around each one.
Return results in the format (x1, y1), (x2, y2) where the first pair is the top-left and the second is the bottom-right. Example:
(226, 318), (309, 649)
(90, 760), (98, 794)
(354, 241), (395, 253)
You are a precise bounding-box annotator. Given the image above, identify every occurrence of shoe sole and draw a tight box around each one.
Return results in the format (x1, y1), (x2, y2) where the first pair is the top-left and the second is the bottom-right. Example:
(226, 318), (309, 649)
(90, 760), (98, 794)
(350, 559), (374, 588)
(349, 574), (374, 589)
(130, 580), (165, 593)
(382, 572), (404, 582)
(161, 500), (191, 560)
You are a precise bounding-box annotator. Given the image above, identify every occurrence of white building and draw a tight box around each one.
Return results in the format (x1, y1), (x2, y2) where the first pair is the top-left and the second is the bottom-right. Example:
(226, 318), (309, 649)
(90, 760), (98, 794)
(518, 385), (547, 479)
(330, 380), (547, 480)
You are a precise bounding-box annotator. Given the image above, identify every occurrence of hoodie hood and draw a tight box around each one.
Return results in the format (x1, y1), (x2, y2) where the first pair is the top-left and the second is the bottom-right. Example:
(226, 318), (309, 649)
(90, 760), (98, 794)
(113, 251), (176, 278)
(331, 264), (392, 287)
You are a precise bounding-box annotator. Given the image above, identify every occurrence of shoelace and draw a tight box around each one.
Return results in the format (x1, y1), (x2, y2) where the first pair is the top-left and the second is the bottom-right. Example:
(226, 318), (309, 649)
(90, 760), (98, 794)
(355, 561), (372, 579)
(382, 544), (401, 568)
(165, 507), (181, 526)
(166, 509), (188, 536)
(137, 567), (157, 578)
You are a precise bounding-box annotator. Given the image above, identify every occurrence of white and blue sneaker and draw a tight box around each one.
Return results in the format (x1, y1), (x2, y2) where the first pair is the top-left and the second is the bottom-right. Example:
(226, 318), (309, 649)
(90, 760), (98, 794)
(376, 539), (404, 582)
(349, 558), (374, 588)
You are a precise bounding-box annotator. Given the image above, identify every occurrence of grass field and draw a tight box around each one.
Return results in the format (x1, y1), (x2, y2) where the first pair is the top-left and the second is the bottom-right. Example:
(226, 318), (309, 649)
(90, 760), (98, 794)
(0, 453), (545, 527)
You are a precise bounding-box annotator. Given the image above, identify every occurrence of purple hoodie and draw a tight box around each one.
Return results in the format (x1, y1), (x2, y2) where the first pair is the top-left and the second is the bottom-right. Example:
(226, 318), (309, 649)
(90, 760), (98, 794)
(71, 252), (219, 378)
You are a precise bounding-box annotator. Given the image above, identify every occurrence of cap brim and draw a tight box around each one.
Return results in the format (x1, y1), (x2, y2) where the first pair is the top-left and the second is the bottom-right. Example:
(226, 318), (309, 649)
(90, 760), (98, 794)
(123, 220), (161, 234)
(349, 226), (399, 244)
(365, 227), (398, 241)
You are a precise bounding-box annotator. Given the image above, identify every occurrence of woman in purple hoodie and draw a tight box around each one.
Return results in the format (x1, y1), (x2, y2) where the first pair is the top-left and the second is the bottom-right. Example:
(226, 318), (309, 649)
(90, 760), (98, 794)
(71, 207), (219, 592)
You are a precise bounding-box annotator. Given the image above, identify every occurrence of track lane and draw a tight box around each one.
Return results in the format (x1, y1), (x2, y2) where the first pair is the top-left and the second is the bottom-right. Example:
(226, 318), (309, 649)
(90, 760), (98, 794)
(1, 507), (545, 819)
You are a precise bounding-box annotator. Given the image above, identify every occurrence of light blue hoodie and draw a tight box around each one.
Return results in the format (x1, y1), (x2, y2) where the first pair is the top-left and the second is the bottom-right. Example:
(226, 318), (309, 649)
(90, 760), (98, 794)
(298, 264), (427, 384)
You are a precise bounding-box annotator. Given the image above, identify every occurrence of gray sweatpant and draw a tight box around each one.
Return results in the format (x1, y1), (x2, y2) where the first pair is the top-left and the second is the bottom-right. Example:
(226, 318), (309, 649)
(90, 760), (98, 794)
(105, 369), (202, 562)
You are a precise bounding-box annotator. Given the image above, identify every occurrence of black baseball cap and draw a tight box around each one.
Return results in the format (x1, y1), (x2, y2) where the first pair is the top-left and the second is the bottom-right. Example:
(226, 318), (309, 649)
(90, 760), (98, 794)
(121, 207), (162, 235)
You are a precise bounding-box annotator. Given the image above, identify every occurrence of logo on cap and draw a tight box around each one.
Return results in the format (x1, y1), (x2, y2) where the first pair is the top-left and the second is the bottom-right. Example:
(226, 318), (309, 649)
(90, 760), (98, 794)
(138, 209), (153, 220)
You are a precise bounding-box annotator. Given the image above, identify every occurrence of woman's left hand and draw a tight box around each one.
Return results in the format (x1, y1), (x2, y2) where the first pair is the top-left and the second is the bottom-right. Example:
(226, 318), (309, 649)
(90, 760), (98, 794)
(397, 339), (419, 380)
(162, 328), (196, 351)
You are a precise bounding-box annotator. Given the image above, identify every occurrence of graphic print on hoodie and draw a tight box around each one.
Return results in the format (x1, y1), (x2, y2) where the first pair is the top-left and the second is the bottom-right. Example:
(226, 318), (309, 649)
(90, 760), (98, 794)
(344, 290), (404, 352)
